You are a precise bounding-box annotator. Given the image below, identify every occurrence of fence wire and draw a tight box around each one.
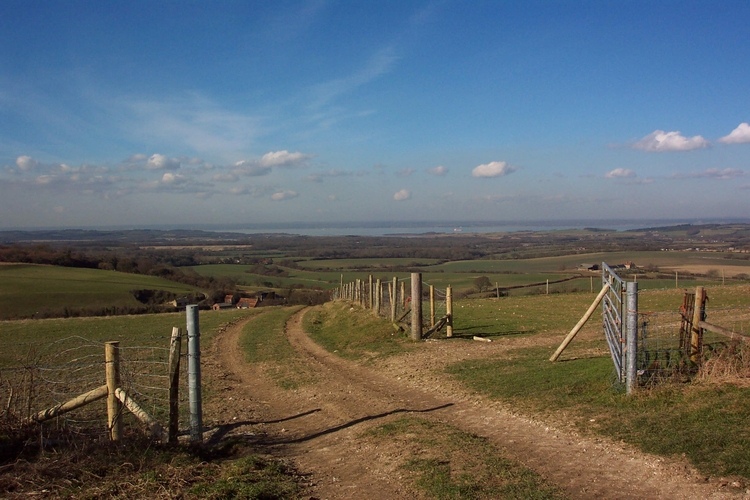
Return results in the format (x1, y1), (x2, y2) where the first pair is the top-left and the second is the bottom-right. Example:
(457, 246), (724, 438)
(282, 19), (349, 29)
(637, 305), (750, 384)
(0, 332), (190, 440)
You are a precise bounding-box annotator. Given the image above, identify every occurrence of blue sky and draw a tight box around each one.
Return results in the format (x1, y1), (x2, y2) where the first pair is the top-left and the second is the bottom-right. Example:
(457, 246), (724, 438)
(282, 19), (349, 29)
(2, 1), (750, 229)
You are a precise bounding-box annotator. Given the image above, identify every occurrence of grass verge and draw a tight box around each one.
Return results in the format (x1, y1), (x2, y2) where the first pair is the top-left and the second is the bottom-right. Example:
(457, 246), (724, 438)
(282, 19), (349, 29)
(0, 432), (298, 499)
(367, 416), (566, 499)
(238, 306), (312, 389)
(303, 301), (414, 361)
(447, 345), (750, 480)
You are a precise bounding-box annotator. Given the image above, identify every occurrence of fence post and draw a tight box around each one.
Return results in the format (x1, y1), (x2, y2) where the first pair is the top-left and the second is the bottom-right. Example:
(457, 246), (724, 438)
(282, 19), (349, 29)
(690, 286), (706, 364)
(375, 278), (381, 315)
(429, 285), (435, 328)
(400, 281), (406, 311)
(391, 277), (397, 321)
(105, 341), (122, 442)
(168, 326), (182, 443)
(368, 275), (374, 310)
(186, 305), (203, 443)
(446, 285), (453, 338)
(411, 273), (423, 341)
(625, 282), (638, 395)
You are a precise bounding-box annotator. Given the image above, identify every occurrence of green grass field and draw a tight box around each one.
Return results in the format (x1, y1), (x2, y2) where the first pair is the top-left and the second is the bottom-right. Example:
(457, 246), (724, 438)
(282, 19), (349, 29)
(0, 264), (200, 319)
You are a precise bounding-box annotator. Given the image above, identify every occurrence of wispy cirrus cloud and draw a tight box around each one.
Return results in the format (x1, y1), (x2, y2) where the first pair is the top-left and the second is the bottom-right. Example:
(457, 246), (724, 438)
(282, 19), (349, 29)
(308, 45), (399, 109)
(123, 92), (263, 159)
(632, 130), (709, 152)
(671, 168), (744, 180)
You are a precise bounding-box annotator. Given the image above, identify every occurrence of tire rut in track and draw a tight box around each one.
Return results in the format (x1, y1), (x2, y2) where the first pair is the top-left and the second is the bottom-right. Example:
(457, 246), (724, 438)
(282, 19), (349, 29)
(207, 308), (743, 500)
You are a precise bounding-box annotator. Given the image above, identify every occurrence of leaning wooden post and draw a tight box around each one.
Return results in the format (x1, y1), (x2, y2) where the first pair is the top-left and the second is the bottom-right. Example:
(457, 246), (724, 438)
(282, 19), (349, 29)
(167, 327), (182, 443)
(550, 283), (611, 361)
(690, 286), (706, 364)
(186, 305), (203, 443)
(446, 285), (453, 338)
(391, 277), (397, 321)
(429, 285), (435, 327)
(410, 273), (423, 341)
(105, 341), (122, 442)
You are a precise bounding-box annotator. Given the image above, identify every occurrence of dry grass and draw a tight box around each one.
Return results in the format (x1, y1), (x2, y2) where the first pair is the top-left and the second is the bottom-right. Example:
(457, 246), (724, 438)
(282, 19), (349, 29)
(697, 340), (750, 385)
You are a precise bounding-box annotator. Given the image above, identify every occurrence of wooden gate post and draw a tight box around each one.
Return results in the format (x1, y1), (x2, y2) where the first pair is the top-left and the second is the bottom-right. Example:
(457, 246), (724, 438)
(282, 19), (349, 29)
(105, 341), (122, 441)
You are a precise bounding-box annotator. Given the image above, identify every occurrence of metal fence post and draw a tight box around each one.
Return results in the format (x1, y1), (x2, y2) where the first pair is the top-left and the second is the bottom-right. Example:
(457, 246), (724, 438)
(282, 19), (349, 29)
(186, 305), (203, 443)
(625, 281), (638, 395)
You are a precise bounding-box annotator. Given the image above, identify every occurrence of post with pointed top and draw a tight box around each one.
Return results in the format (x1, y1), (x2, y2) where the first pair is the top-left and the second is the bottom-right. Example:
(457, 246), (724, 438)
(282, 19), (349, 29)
(410, 273), (423, 341)
(186, 305), (203, 443)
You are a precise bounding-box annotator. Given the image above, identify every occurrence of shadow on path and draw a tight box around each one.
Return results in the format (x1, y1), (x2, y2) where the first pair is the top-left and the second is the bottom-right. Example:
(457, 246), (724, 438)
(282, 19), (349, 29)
(270, 403), (454, 445)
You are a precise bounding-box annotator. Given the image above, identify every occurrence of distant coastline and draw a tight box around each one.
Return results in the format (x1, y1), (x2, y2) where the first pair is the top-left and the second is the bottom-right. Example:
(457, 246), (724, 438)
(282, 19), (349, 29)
(2, 218), (750, 238)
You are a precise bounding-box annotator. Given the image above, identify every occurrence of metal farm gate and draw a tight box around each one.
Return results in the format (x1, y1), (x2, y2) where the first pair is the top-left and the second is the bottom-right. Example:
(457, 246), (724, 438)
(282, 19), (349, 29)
(601, 263), (638, 393)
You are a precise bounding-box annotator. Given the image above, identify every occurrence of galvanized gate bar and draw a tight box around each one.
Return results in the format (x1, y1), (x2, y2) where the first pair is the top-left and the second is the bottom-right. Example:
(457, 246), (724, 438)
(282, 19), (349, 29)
(602, 263), (625, 382)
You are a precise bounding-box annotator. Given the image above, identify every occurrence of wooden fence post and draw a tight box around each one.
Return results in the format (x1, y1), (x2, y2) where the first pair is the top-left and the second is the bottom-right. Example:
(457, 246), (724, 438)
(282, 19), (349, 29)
(446, 285), (453, 338)
(375, 279), (381, 315)
(368, 275), (374, 310)
(168, 326), (182, 443)
(390, 277), (397, 322)
(429, 285), (435, 328)
(411, 273), (423, 341)
(690, 286), (706, 364)
(105, 341), (122, 442)
(400, 281), (406, 311)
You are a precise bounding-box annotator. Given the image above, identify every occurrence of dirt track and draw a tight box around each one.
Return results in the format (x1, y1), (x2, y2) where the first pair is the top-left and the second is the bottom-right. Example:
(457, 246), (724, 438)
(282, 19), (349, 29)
(204, 309), (745, 499)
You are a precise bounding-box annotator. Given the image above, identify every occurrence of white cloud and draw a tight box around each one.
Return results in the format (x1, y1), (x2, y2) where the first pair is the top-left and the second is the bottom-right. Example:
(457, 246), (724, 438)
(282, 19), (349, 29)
(428, 165), (448, 176)
(271, 190), (299, 201)
(605, 168), (636, 179)
(393, 189), (411, 201)
(397, 168), (415, 177)
(16, 155), (38, 171)
(161, 172), (186, 185)
(147, 154), (181, 170)
(472, 161), (516, 178)
(234, 160), (273, 177)
(718, 123), (750, 144)
(259, 150), (311, 167)
(632, 130), (709, 152)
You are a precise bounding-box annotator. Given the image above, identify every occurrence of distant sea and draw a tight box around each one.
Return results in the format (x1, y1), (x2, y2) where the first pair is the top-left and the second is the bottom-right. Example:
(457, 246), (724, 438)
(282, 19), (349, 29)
(206, 218), (750, 237)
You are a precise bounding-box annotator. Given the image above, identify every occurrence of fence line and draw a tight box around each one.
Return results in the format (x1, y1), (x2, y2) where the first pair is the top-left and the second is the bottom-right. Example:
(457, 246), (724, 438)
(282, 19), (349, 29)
(0, 308), (209, 443)
(334, 273), (453, 340)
